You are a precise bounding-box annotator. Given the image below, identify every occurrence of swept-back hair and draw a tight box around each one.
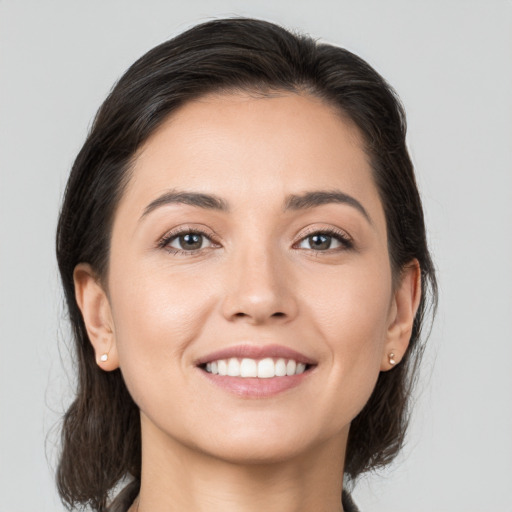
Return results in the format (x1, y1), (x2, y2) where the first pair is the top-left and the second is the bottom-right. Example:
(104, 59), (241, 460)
(56, 17), (437, 511)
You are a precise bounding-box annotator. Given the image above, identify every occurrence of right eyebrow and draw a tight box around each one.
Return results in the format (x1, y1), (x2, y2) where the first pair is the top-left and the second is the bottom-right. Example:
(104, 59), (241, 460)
(140, 190), (229, 220)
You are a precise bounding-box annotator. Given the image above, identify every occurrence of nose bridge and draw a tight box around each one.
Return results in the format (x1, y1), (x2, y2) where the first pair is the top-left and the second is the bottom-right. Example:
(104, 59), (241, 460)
(221, 233), (296, 324)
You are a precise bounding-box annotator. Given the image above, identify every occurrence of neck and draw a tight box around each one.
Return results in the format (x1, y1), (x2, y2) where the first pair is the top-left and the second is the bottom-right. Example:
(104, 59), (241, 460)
(136, 414), (348, 512)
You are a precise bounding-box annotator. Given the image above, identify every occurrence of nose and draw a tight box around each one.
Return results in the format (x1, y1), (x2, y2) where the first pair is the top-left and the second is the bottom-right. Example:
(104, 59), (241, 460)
(221, 243), (298, 325)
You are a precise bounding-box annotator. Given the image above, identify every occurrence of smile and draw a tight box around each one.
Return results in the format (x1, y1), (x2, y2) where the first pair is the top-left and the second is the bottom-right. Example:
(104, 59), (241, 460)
(196, 344), (316, 397)
(204, 357), (308, 378)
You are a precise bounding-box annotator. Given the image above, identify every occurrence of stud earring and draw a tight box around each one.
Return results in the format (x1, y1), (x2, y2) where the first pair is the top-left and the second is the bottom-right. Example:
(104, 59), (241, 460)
(100, 353), (109, 362)
(389, 352), (396, 365)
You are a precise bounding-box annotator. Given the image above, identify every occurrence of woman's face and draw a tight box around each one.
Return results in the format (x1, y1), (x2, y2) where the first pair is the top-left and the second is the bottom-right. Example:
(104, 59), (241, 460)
(79, 92), (416, 463)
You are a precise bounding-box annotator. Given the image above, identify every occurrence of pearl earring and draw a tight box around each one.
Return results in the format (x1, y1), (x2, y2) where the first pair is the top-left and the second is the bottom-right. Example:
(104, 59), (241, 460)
(389, 352), (396, 365)
(100, 353), (109, 362)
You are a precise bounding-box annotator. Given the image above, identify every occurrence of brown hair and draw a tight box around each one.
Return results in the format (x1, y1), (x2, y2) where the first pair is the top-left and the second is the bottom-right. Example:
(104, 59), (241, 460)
(56, 17), (437, 511)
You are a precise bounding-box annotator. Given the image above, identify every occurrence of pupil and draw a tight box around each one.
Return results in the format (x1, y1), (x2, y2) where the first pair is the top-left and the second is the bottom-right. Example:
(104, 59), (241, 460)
(310, 234), (331, 250)
(180, 233), (202, 249)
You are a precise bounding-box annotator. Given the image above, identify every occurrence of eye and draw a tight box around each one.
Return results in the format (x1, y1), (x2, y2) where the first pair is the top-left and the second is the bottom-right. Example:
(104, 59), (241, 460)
(159, 229), (217, 254)
(170, 232), (212, 251)
(296, 229), (353, 251)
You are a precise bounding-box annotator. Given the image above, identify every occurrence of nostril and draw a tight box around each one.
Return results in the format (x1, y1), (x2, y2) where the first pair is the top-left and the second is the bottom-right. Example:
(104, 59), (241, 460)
(229, 310), (289, 323)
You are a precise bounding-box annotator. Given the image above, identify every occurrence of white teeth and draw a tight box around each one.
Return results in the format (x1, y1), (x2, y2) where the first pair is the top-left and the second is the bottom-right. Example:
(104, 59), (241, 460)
(275, 358), (287, 376)
(296, 363), (306, 374)
(240, 358), (258, 377)
(286, 359), (296, 376)
(227, 358), (240, 376)
(257, 358), (275, 378)
(217, 359), (227, 376)
(204, 357), (309, 378)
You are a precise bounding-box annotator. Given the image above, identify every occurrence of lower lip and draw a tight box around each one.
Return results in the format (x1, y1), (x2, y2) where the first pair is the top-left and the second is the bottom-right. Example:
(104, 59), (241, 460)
(197, 367), (314, 398)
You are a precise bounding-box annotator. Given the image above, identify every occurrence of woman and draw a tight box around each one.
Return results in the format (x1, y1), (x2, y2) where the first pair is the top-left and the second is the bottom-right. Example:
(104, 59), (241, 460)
(56, 18), (437, 512)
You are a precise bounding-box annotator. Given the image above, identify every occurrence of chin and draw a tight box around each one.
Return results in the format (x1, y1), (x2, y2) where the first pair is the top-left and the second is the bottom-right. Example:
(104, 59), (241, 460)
(192, 420), (339, 466)
(203, 437), (311, 465)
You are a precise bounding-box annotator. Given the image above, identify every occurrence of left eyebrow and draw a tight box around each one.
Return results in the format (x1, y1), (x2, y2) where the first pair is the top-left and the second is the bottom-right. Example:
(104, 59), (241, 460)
(140, 189), (229, 220)
(284, 190), (372, 224)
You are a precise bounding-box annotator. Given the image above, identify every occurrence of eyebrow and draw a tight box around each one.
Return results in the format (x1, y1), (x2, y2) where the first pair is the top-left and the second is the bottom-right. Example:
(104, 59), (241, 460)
(284, 190), (372, 224)
(141, 190), (229, 219)
(140, 188), (371, 224)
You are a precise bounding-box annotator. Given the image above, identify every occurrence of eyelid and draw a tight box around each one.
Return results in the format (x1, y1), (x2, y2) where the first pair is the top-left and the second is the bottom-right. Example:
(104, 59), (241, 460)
(156, 225), (221, 251)
(293, 225), (354, 251)
(295, 224), (353, 242)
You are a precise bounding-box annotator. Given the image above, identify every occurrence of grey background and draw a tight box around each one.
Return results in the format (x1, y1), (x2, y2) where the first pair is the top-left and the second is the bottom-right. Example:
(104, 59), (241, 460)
(1, 1), (511, 511)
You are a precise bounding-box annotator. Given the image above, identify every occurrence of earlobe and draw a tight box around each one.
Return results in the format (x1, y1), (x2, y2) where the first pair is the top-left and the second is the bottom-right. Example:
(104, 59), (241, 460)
(73, 263), (119, 371)
(381, 260), (422, 371)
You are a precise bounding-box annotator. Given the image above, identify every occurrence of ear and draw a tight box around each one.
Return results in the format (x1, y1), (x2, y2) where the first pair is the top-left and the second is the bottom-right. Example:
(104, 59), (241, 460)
(73, 263), (119, 371)
(381, 259), (422, 371)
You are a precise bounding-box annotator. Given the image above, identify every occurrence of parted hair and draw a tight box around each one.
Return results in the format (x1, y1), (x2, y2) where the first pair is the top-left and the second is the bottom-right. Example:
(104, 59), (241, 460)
(56, 17), (437, 511)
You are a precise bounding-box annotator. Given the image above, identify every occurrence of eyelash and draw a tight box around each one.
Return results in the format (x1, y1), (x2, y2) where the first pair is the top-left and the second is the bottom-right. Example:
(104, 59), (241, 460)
(157, 227), (220, 255)
(157, 226), (354, 256)
(294, 227), (354, 253)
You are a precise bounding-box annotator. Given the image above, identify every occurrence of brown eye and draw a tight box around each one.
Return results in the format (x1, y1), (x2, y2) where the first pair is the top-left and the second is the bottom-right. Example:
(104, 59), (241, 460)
(306, 234), (332, 250)
(296, 230), (352, 252)
(168, 232), (212, 251)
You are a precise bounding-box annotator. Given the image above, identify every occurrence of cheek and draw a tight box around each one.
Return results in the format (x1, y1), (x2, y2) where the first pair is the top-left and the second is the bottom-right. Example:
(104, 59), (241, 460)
(303, 257), (392, 342)
(108, 263), (215, 394)
(300, 260), (392, 412)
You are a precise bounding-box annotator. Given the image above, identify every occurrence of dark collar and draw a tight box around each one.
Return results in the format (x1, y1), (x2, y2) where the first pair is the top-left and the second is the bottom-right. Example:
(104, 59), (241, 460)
(342, 489), (360, 512)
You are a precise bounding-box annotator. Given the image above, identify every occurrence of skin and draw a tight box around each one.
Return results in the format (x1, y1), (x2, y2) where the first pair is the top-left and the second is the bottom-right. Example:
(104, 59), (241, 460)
(74, 92), (421, 512)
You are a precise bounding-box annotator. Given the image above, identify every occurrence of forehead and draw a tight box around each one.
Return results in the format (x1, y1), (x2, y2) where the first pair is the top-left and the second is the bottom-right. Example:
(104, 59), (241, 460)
(118, 92), (384, 226)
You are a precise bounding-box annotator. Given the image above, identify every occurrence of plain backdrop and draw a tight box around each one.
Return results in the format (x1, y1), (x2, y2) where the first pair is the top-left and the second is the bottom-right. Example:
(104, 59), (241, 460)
(1, 1), (511, 511)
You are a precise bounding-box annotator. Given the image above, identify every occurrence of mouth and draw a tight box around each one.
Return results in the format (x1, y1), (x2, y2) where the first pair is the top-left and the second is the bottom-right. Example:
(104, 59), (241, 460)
(198, 357), (314, 378)
(195, 344), (317, 397)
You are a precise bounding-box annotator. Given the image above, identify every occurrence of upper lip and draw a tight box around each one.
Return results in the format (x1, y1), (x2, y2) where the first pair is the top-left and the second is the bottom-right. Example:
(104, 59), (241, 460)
(195, 344), (317, 366)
